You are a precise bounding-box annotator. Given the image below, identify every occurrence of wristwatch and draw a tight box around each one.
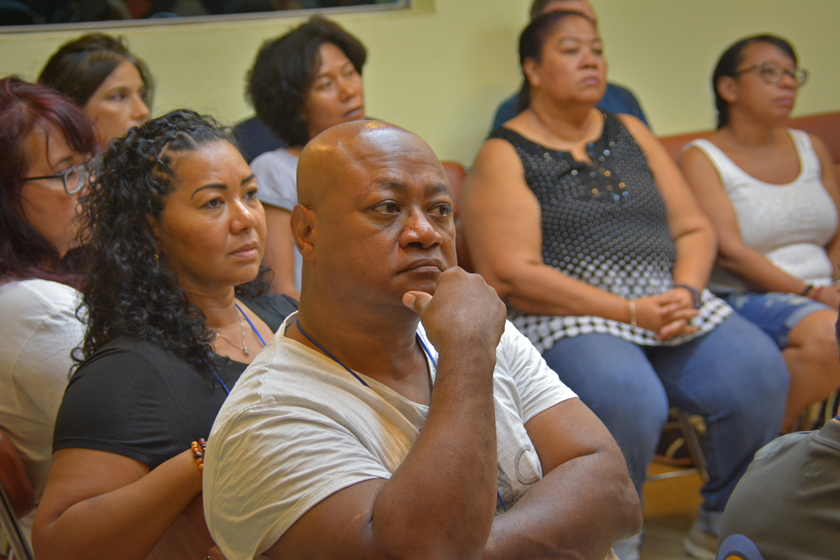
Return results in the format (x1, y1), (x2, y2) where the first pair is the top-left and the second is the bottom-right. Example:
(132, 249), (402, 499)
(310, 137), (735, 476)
(673, 284), (702, 308)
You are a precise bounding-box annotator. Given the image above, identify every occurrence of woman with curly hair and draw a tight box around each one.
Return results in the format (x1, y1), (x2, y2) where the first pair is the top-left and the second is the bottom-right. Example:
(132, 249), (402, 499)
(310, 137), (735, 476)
(39, 33), (152, 151)
(248, 16), (367, 298)
(0, 75), (96, 547)
(32, 109), (297, 560)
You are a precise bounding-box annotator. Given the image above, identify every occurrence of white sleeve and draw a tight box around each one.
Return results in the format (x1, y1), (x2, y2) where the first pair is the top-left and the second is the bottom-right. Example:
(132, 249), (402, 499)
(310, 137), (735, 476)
(204, 405), (392, 560)
(0, 280), (83, 420)
(499, 321), (577, 423)
(251, 151), (298, 211)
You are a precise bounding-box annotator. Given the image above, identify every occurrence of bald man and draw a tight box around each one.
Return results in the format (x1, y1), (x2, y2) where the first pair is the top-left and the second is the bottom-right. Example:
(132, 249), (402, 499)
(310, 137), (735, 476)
(203, 121), (641, 560)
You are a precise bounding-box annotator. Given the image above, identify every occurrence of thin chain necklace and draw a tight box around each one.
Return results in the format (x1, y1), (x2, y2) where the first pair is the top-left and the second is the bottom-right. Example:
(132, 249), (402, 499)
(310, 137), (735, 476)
(215, 303), (265, 356)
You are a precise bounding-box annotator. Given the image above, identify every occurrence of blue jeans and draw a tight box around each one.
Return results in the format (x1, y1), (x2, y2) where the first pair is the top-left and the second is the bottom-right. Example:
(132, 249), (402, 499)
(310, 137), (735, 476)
(542, 313), (789, 514)
(725, 291), (831, 349)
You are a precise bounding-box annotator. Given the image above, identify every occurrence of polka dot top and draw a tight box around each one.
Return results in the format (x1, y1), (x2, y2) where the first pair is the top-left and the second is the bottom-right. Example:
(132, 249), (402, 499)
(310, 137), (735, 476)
(491, 112), (732, 352)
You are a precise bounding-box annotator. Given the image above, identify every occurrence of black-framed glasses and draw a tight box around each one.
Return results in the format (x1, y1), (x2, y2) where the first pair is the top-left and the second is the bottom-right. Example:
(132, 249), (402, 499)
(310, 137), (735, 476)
(21, 163), (88, 194)
(734, 61), (808, 86)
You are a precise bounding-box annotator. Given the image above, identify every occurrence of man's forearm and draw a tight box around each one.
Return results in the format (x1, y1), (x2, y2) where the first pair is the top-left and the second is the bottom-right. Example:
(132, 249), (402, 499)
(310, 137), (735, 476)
(371, 347), (500, 560)
(482, 449), (642, 560)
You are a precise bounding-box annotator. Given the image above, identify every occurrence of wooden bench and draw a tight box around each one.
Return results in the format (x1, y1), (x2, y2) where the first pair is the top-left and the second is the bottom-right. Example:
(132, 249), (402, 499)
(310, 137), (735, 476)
(658, 111), (840, 175)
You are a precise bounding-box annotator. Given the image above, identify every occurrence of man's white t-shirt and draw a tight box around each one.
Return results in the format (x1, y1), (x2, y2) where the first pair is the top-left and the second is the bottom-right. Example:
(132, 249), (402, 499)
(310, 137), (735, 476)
(204, 315), (576, 559)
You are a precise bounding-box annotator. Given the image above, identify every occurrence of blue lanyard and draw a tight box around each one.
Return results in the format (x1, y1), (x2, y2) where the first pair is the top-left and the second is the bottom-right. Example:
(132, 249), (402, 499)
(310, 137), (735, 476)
(294, 317), (507, 511)
(295, 318), (437, 386)
(237, 303), (267, 346)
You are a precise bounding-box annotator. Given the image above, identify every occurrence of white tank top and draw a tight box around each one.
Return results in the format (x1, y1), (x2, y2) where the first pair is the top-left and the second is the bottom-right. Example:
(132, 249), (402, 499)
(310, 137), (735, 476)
(686, 130), (838, 293)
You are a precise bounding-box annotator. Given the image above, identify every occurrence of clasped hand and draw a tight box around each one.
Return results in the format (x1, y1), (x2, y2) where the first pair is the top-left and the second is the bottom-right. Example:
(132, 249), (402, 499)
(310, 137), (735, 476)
(634, 289), (699, 341)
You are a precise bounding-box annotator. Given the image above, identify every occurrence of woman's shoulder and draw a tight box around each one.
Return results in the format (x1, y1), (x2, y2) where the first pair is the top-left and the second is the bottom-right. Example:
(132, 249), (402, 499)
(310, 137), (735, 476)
(0, 278), (79, 309)
(56, 337), (210, 468)
(240, 293), (299, 332)
(786, 127), (819, 151)
(71, 338), (193, 386)
(0, 278), (82, 340)
(488, 124), (527, 145)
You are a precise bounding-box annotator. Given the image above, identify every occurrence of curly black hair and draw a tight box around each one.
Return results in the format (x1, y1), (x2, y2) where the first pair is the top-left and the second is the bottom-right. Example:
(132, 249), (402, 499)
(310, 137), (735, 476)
(39, 33), (155, 110)
(76, 109), (271, 375)
(247, 16), (367, 147)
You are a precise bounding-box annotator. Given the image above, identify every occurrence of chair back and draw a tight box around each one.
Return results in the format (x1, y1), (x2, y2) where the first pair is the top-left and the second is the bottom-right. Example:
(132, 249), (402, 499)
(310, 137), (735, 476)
(658, 111), (840, 178)
(441, 161), (475, 272)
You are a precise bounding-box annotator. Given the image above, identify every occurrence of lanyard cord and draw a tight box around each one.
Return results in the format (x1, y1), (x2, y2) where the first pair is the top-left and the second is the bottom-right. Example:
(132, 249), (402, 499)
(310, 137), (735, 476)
(293, 317), (506, 511)
(295, 318), (372, 387)
(237, 303), (267, 346)
(209, 304), (267, 396)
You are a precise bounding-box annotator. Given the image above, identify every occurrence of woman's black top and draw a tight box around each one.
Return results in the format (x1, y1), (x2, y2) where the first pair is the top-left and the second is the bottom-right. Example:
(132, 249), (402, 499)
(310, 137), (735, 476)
(53, 294), (298, 468)
(490, 112), (731, 352)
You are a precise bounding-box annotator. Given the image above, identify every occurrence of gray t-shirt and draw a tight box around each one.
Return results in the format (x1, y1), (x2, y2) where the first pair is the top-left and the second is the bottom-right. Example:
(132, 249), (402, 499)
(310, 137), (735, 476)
(204, 316), (577, 559)
(251, 148), (301, 290)
(719, 419), (840, 560)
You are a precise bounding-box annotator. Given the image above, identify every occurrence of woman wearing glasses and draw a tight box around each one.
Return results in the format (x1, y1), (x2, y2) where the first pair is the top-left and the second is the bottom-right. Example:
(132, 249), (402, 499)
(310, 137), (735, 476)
(680, 34), (840, 430)
(0, 76), (96, 546)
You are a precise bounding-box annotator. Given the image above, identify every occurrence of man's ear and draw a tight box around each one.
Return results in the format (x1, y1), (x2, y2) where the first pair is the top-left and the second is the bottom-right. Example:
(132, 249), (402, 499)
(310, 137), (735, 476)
(291, 204), (316, 262)
(717, 75), (738, 104)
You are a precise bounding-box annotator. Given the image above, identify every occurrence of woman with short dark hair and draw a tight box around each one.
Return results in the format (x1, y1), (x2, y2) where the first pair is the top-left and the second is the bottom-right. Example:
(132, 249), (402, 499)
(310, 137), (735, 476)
(0, 75), (96, 546)
(39, 33), (152, 150)
(247, 16), (367, 298)
(32, 110), (297, 560)
(679, 34), (840, 430)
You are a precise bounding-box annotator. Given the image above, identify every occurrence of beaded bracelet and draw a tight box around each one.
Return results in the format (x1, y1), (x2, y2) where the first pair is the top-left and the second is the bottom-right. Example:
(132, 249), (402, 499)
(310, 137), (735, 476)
(811, 286), (825, 301)
(191, 438), (207, 472)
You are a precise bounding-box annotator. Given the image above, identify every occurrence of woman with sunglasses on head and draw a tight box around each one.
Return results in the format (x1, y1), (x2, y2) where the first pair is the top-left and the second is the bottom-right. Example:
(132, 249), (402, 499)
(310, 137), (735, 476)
(39, 33), (152, 151)
(0, 76), (96, 547)
(680, 35), (840, 430)
(31, 110), (297, 560)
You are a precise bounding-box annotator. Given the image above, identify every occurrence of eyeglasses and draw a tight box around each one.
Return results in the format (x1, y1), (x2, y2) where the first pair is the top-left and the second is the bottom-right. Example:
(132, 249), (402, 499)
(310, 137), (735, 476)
(734, 61), (808, 86)
(21, 163), (88, 194)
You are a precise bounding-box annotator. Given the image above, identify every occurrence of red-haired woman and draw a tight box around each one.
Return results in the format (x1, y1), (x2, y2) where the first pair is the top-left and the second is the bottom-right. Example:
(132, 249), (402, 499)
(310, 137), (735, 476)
(0, 76), (97, 546)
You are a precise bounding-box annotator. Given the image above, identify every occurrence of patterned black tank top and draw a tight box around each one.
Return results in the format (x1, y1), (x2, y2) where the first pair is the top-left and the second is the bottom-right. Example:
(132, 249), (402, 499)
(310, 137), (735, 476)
(491, 112), (731, 351)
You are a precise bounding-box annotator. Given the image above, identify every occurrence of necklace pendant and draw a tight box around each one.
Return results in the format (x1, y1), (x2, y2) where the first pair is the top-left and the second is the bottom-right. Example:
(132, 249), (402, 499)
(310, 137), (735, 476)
(243, 347), (251, 356)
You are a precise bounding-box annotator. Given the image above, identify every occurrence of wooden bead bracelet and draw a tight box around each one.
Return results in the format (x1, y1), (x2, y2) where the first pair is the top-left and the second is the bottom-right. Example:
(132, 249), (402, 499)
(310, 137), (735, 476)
(192, 438), (207, 471)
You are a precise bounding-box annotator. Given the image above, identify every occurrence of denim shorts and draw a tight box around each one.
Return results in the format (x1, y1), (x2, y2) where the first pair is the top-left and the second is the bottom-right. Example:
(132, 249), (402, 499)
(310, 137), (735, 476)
(724, 291), (831, 349)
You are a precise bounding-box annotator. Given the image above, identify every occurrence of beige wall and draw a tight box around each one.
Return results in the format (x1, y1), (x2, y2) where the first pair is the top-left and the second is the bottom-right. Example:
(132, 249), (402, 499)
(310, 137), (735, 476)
(1, 0), (838, 165)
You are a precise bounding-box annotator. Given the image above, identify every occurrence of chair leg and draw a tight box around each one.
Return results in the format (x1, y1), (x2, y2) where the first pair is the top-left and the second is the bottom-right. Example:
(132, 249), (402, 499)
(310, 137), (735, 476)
(0, 485), (33, 560)
(674, 409), (708, 483)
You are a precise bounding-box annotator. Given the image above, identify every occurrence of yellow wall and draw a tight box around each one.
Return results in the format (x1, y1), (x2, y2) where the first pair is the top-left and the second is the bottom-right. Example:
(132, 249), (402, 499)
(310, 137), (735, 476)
(1, 0), (838, 165)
